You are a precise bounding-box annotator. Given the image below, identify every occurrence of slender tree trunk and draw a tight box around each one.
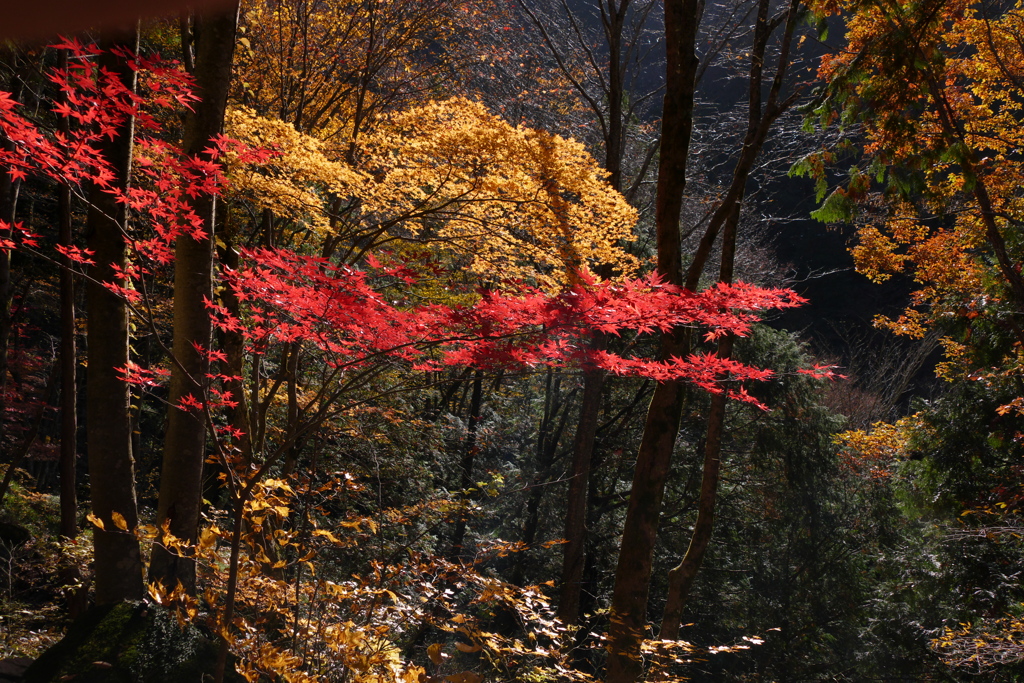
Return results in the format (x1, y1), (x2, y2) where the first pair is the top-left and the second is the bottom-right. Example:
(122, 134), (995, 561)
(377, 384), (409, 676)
(579, 465), (604, 621)
(151, 2), (239, 594)
(659, 177), (744, 637)
(659, 337), (731, 639)
(558, 366), (606, 624)
(659, 0), (803, 637)
(604, 0), (700, 679)
(557, 0), (629, 623)
(57, 47), (79, 540)
(603, 0), (626, 192)
(516, 372), (574, 587)
(0, 49), (23, 459)
(660, 139), (750, 643)
(282, 341), (301, 474)
(450, 370), (484, 560)
(85, 28), (145, 605)
(517, 370), (558, 585)
(215, 226), (252, 462)
(58, 156), (85, 617)
(59, 165), (77, 539)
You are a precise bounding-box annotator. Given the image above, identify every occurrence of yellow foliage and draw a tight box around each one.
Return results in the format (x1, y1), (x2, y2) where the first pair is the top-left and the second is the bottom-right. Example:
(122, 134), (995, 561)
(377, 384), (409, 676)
(358, 98), (638, 288)
(836, 414), (929, 478)
(933, 610), (1024, 672)
(226, 98), (639, 290)
(810, 0), (1024, 385)
(225, 106), (365, 236)
(236, 0), (504, 141)
(185, 475), (595, 683)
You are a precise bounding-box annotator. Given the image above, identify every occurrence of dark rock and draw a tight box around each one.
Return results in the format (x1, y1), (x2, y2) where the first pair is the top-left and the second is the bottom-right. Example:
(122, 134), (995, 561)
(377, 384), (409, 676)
(0, 521), (30, 548)
(21, 602), (245, 683)
(0, 656), (33, 682)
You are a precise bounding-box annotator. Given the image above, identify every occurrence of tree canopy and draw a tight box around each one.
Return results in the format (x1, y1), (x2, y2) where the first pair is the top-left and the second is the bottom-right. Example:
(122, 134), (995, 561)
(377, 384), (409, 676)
(3, 1), (1024, 682)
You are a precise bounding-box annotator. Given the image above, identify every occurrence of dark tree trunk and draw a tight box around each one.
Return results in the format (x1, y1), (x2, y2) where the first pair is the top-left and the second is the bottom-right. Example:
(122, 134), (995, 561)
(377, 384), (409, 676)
(660, 0), (803, 636)
(0, 49), (24, 459)
(215, 225), (251, 462)
(57, 47), (79, 540)
(515, 371), (574, 587)
(659, 336), (731, 639)
(557, 0), (632, 624)
(605, 0), (700, 679)
(85, 28), (145, 605)
(603, 0), (626, 192)
(151, 2), (239, 594)
(558, 366), (605, 624)
(450, 370), (484, 560)
(282, 341), (300, 474)
(59, 152), (78, 539)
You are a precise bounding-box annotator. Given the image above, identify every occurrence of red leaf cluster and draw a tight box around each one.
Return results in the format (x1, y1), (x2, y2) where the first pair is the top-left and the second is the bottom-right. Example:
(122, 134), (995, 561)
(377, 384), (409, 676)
(218, 248), (803, 406)
(0, 41), (807, 415)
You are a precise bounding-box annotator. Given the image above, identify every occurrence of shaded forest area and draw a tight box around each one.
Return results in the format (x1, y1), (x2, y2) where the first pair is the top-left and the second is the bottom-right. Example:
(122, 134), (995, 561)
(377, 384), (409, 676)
(1, 0), (1024, 681)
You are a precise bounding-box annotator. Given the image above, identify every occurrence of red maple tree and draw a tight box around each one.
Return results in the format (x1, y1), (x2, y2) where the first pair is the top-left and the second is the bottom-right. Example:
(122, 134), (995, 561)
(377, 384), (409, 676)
(0, 39), (815, 680)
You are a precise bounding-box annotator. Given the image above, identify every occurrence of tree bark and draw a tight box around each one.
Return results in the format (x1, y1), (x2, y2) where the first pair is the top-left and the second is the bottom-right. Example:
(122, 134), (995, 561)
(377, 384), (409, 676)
(450, 369), (484, 560)
(555, 0), (637, 625)
(660, 0), (803, 637)
(605, 0), (700, 679)
(56, 47), (79, 540)
(59, 154), (78, 539)
(0, 49), (24, 459)
(558, 366), (606, 624)
(150, 2), (239, 594)
(85, 28), (145, 605)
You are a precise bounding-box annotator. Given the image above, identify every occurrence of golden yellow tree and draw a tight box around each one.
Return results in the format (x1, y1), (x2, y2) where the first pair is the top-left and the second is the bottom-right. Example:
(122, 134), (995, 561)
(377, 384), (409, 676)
(225, 98), (638, 288)
(807, 0), (1024, 377)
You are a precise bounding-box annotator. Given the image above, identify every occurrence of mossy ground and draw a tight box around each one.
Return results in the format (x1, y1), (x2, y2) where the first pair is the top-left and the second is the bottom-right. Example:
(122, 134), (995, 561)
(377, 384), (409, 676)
(0, 470), (80, 661)
(1, 469), (243, 682)
(22, 601), (243, 683)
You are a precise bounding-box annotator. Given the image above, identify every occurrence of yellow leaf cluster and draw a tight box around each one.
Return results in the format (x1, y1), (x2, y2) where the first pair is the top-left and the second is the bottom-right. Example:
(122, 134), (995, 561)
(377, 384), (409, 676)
(814, 0), (1024, 377)
(195, 476), (595, 683)
(359, 98), (638, 288)
(835, 414), (928, 479)
(932, 610), (1024, 672)
(226, 98), (639, 290)
(225, 106), (364, 236)
(236, 0), (503, 141)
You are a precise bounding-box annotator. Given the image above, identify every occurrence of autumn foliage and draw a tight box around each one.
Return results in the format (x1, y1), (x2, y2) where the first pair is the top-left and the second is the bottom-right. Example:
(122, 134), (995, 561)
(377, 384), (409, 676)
(0, 36), (814, 682)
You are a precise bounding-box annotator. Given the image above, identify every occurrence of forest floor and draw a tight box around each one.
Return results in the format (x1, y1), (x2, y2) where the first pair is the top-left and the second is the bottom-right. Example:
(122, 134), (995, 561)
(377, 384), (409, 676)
(0, 475), (78, 663)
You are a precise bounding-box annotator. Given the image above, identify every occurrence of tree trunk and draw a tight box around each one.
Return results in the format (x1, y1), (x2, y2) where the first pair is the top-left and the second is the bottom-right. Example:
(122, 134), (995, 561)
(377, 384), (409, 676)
(57, 47), (79, 540)
(659, 0), (803, 637)
(557, 0), (631, 625)
(215, 225), (251, 462)
(282, 341), (301, 474)
(150, 2), (239, 594)
(604, 0), (700, 679)
(516, 371), (574, 587)
(558, 366), (606, 624)
(450, 369), (484, 560)
(59, 163), (77, 539)
(85, 28), (145, 605)
(602, 0), (626, 192)
(0, 49), (24, 459)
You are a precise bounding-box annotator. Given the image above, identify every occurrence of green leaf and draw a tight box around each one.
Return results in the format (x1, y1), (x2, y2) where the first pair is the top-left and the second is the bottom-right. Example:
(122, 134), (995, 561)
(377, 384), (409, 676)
(810, 188), (855, 223)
